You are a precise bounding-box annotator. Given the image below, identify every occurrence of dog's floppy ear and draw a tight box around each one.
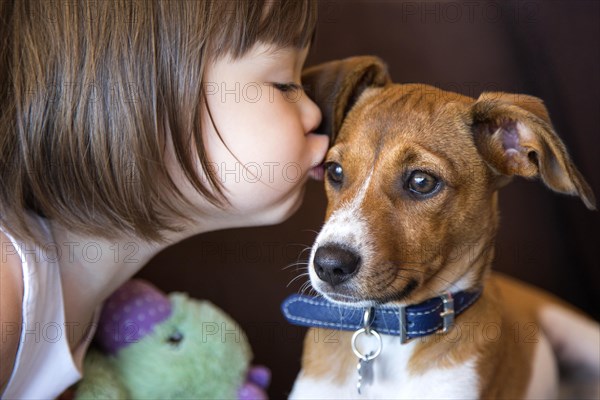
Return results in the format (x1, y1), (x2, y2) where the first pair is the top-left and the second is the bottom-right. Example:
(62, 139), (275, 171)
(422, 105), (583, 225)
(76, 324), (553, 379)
(302, 56), (390, 142)
(471, 92), (596, 210)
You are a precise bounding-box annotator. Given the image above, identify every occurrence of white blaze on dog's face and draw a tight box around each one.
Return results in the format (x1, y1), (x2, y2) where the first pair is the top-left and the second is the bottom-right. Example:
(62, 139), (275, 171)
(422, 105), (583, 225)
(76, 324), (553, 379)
(308, 84), (595, 306)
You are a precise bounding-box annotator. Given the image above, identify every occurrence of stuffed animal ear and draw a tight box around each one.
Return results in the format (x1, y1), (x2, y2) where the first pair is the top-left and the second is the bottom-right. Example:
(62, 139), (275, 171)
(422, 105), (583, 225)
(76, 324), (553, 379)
(302, 56), (390, 142)
(471, 92), (596, 210)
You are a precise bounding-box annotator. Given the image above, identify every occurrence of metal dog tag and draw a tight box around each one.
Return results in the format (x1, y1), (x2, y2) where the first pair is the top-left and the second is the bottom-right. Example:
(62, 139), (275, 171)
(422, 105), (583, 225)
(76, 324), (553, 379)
(352, 308), (383, 395)
(356, 352), (375, 395)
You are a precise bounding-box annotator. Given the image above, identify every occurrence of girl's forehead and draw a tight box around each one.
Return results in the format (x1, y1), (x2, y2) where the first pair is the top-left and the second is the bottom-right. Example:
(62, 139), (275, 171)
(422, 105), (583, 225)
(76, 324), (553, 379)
(236, 41), (308, 58)
(214, 42), (309, 66)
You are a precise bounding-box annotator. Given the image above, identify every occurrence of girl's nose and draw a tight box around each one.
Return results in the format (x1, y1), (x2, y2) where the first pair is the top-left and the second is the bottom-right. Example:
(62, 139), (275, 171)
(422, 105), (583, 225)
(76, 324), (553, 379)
(302, 93), (323, 135)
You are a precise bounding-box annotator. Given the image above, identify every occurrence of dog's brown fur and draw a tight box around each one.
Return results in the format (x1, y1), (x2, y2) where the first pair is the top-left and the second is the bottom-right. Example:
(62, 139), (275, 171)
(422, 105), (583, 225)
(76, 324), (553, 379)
(295, 56), (598, 398)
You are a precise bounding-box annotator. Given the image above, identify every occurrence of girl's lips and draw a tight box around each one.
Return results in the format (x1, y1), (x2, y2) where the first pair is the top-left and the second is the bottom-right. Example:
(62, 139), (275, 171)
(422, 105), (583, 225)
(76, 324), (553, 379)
(309, 163), (325, 181)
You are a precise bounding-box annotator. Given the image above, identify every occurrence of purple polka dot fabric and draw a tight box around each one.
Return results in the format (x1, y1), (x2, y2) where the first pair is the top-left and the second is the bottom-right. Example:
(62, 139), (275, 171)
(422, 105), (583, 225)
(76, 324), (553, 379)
(95, 279), (172, 354)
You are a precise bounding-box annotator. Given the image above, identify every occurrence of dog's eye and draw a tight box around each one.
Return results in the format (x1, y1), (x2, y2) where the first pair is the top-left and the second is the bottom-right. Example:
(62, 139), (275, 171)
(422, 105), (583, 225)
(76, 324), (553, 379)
(325, 162), (344, 185)
(406, 171), (440, 196)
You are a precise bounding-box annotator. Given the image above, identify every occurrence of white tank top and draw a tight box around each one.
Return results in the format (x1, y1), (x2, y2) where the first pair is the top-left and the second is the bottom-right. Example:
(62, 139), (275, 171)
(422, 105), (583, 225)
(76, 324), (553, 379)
(1, 218), (99, 399)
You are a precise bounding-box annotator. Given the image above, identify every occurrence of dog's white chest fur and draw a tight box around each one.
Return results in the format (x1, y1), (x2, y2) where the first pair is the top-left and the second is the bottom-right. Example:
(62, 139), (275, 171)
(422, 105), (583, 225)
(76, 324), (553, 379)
(289, 336), (479, 399)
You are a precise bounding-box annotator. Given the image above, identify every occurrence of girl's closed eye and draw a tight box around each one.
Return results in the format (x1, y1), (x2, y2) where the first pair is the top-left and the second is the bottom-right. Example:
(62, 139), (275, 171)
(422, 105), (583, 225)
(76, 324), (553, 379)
(271, 82), (302, 93)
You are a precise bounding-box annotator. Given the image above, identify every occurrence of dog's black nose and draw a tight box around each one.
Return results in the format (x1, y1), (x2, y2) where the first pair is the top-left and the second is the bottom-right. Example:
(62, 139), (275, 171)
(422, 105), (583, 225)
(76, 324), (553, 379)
(314, 245), (360, 286)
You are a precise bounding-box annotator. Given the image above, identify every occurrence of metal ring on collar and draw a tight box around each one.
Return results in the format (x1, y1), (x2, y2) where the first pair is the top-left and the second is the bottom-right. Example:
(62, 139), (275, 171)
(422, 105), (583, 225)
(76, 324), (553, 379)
(351, 328), (382, 361)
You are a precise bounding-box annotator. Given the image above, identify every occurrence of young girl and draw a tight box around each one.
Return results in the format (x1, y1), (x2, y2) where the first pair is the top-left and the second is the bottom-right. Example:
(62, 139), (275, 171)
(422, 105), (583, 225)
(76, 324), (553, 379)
(0, 1), (327, 398)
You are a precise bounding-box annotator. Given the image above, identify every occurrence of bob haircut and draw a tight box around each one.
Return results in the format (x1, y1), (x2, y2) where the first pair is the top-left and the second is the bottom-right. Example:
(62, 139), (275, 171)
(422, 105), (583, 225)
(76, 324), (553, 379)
(0, 0), (317, 243)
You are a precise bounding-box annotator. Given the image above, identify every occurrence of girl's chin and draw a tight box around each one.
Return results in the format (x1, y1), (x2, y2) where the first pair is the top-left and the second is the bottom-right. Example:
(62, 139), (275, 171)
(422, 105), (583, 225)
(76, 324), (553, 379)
(267, 190), (305, 225)
(225, 194), (303, 228)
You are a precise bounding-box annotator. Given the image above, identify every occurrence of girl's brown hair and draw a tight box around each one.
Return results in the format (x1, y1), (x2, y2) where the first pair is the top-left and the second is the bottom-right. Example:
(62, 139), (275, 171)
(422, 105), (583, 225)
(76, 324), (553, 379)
(0, 1), (317, 243)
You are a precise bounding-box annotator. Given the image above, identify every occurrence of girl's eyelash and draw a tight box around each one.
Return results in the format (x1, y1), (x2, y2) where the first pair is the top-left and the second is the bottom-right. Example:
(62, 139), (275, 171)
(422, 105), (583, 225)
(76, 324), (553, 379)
(272, 82), (302, 93)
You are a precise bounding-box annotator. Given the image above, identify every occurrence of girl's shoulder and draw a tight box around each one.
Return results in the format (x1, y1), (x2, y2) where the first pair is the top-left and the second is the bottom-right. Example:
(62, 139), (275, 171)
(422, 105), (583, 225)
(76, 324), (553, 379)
(0, 229), (24, 391)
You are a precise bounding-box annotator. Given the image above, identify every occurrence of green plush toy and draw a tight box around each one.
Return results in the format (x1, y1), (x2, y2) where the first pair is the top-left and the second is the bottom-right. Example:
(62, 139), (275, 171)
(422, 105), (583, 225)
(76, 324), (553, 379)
(74, 279), (270, 400)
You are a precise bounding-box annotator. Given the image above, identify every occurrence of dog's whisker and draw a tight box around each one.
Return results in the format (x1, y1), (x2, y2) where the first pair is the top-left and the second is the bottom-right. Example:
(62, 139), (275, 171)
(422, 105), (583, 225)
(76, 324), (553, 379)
(296, 250), (312, 262)
(282, 261), (309, 271)
(301, 229), (321, 235)
(299, 280), (321, 298)
(282, 246), (313, 272)
(282, 241), (313, 251)
(299, 281), (313, 296)
(287, 272), (310, 288)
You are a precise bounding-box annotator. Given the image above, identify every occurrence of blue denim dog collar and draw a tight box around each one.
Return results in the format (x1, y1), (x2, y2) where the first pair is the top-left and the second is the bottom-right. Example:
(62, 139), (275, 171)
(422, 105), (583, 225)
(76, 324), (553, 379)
(281, 290), (482, 343)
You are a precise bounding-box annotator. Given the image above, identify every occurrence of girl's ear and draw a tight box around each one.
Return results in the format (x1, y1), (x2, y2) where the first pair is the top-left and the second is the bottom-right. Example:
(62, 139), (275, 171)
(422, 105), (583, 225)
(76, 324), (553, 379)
(302, 56), (390, 143)
(471, 92), (596, 210)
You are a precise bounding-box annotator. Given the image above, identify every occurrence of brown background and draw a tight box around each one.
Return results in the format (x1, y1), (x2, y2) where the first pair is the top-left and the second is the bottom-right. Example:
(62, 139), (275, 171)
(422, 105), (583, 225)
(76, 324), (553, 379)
(139, 1), (599, 397)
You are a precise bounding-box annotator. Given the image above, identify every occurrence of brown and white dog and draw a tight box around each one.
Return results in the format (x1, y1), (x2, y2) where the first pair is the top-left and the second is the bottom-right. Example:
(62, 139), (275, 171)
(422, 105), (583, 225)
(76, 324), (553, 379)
(287, 57), (599, 399)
